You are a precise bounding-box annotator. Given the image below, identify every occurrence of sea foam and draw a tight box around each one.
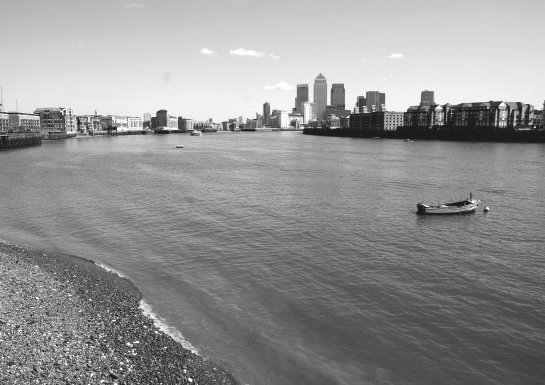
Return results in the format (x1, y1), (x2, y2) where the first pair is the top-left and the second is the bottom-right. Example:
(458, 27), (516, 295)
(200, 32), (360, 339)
(139, 299), (198, 354)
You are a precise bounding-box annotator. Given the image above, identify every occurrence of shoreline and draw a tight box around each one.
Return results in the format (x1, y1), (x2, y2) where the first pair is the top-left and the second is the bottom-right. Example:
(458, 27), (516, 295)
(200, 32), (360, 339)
(0, 239), (238, 384)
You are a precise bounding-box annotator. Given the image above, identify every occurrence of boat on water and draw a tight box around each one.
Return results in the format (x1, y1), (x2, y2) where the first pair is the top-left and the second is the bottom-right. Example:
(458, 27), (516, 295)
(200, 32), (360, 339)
(191, 130), (202, 136)
(417, 193), (480, 215)
(175, 145), (184, 148)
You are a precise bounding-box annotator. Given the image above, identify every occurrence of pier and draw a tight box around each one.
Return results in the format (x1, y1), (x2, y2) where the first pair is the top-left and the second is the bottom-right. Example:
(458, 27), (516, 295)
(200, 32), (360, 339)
(0, 134), (42, 151)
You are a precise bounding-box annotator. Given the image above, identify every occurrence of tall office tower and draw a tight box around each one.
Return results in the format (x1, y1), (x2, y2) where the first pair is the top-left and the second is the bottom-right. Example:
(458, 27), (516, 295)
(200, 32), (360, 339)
(313, 74), (327, 120)
(366, 91), (382, 112)
(379, 93), (385, 111)
(263, 102), (270, 126)
(238, 116), (243, 124)
(421, 90), (435, 105)
(357, 96), (366, 113)
(331, 84), (345, 110)
(295, 84), (309, 114)
(143, 112), (151, 122)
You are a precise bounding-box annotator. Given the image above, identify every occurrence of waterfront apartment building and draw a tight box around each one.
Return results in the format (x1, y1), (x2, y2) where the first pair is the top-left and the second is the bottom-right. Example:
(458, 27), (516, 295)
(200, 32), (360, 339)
(331, 84), (345, 110)
(295, 84), (309, 114)
(302, 101), (317, 124)
(77, 115), (102, 132)
(179, 118), (196, 132)
(403, 101), (534, 130)
(270, 109), (289, 128)
(530, 110), (543, 128)
(313, 74), (327, 120)
(421, 90), (435, 105)
(263, 102), (270, 126)
(404, 104), (446, 128)
(34, 107), (77, 132)
(156, 110), (178, 129)
(349, 111), (404, 131)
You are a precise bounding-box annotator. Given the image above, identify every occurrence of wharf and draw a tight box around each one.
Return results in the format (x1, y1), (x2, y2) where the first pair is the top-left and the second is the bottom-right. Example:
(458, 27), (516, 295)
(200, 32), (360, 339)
(0, 134), (42, 151)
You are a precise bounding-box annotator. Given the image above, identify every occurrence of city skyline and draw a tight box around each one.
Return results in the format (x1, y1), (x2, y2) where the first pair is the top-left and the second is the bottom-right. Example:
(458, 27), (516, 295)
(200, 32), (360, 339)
(1, 0), (544, 121)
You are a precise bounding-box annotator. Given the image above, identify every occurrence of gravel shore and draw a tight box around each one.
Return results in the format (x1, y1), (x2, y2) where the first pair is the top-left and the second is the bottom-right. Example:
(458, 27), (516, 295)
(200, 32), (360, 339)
(0, 240), (239, 385)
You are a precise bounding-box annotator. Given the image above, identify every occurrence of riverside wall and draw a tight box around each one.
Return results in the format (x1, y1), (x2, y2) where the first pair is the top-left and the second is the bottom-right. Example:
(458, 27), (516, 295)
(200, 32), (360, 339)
(303, 127), (545, 143)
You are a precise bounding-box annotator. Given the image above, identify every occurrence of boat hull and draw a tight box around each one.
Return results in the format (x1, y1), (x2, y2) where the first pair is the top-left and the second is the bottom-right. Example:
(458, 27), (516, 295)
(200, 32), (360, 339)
(417, 200), (480, 215)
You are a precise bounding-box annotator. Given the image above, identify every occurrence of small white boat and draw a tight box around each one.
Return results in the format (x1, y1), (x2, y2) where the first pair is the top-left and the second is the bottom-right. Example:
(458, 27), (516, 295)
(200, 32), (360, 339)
(175, 145), (184, 148)
(191, 130), (203, 136)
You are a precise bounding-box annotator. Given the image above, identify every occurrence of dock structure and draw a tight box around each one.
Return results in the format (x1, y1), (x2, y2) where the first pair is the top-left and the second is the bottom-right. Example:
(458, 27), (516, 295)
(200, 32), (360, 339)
(0, 134), (42, 151)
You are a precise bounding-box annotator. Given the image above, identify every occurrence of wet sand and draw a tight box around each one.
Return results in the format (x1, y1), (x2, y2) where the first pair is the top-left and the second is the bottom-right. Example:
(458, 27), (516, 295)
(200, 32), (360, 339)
(0, 240), (238, 384)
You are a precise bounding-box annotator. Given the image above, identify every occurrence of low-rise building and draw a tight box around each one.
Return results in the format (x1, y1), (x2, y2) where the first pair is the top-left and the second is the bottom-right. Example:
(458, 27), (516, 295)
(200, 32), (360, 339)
(126, 116), (143, 131)
(0, 103), (8, 132)
(288, 113), (304, 127)
(77, 115), (103, 132)
(349, 111), (405, 131)
(8, 112), (41, 131)
(101, 115), (128, 130)
(34, 107), (77, 132)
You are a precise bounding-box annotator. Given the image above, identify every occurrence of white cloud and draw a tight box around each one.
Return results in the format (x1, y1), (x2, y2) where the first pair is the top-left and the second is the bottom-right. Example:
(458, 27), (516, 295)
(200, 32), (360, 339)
(264, 81), (295, 90)
(200, 48), (214, 55)
(269, 54), (280, 60)
(230, 48), (265, 58)
(390, 53), (404, 59)
(124, 3), (145, 7)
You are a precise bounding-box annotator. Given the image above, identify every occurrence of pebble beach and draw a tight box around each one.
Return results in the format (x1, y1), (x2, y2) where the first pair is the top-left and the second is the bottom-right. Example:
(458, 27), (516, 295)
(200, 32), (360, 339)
(0, 240), (238, 385)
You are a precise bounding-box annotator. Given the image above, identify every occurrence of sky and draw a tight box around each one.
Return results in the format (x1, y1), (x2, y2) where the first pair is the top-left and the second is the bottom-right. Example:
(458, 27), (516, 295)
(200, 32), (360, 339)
(1, 0), (544, 122)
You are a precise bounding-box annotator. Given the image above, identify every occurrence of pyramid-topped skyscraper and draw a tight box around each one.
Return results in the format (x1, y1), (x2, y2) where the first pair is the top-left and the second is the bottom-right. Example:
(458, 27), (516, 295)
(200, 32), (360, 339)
(313, 73), (327, 120)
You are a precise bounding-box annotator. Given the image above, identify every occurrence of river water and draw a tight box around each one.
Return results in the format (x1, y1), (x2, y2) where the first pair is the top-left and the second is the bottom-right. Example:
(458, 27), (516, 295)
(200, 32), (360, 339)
(1, 132), (544, 384)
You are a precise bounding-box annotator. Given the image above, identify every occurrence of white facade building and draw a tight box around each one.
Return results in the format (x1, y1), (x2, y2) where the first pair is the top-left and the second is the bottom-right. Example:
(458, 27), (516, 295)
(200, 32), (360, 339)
(302, 102), (317, 124)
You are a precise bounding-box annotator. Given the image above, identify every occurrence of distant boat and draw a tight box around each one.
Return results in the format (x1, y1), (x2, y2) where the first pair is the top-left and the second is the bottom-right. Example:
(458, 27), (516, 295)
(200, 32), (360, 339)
(191, 130), (202, 136)
(417, 193), (480, 215)
(175, 145), (184, 148)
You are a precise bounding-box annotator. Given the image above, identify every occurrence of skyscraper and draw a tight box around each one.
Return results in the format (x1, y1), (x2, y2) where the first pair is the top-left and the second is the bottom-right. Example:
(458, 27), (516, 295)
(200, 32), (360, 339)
(421, 90), (435, 105)
(357, 96), (366, 113)
(313, 74), (327, 120)
(365, 91), (385, 112)
(331, 84), (345, 110)
(295, 84), (309, 114)
(263, 102), (270, 126)
(379, 93), (386, 111)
